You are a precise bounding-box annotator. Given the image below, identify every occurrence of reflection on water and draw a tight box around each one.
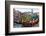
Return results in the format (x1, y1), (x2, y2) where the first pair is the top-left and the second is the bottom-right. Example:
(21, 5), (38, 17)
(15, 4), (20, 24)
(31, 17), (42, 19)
(14, 23), (39, 28)
(14, 23), (22, 28)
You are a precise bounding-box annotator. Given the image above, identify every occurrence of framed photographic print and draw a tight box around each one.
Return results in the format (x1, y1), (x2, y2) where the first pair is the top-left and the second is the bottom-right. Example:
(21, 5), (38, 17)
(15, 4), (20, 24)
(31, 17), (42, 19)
(5, 1), (45, 35)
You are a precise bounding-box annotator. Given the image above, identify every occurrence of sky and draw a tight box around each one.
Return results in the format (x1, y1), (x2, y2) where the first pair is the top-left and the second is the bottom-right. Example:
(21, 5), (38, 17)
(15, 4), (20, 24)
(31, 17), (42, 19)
(15, 8), (39, 13)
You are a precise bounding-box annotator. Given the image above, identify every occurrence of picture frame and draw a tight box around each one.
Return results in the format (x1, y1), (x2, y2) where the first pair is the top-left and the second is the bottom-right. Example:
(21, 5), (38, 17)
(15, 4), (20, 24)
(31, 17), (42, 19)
(5, 1), (45, 35)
